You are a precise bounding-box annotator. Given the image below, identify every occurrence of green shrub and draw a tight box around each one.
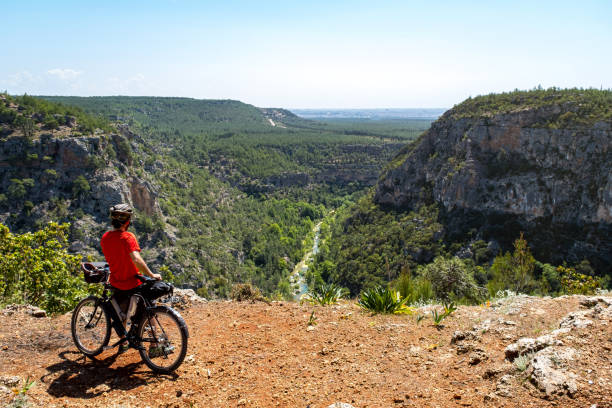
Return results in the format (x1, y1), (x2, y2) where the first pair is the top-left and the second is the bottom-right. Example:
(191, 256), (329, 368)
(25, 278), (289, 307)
(134, 213), (156, 234)
(394, 271), (413, 300)
(538, 262), (561, 294)
(393, 272), (435, 304)
(44, 169), (57, 178)
(488, 233), (537, 295)
(419, 256), (484, 303)
(43, 115), (59, 130)
(559, 265), (599, 295)
(230, 283), (265, 302)
(305, 282), (348, 306)
(72, 175), (90, 198)
(212, 276), (230, 298)
(23, 201), (34, 215)
(358, 285), (411, 314)
(0, 222), (94, 313)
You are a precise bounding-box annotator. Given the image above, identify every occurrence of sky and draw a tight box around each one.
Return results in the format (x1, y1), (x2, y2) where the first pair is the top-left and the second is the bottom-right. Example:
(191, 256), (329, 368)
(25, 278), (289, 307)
(1, 0), (610, 108)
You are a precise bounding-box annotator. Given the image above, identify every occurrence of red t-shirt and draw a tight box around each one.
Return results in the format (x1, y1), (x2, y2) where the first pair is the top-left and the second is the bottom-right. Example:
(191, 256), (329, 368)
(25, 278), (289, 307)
(100, 230), (142, 290)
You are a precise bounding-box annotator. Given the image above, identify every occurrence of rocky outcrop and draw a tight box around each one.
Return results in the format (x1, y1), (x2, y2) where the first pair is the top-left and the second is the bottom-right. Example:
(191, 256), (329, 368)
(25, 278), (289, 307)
(375, 103), (612, 272)
(0, 132), (161, 256)
(528, 346), (578, 398)
(496, 295), (612, 400)
(129, 177), (160, 216)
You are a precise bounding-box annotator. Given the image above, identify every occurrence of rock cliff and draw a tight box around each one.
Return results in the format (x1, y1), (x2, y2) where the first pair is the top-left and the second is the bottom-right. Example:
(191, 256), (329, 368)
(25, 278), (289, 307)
(0, 131), (162, 256)
(375, 92), (612, 272)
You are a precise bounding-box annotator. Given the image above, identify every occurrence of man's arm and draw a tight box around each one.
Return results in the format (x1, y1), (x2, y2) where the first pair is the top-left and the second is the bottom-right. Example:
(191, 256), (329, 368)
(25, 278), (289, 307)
(129, 251), (161, 280)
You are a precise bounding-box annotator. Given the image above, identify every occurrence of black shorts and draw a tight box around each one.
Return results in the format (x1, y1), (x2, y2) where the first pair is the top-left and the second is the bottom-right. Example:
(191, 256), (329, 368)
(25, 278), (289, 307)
(111, 285), (146, 319)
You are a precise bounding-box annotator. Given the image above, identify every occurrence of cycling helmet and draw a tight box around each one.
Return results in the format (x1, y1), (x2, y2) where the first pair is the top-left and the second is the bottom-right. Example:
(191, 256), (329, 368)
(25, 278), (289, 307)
(110, 203), (133, 224)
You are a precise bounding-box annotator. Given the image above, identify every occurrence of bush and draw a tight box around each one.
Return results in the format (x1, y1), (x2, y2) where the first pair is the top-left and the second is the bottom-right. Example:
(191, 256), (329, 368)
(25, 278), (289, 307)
(559, 265), (599, 295)
(8, 179), (27, 200)
(0, 222), (94, 313)
(230, 283), (265, 302)
(488, 233), (537, 295)
(358, 285), (411, 314)
(196, 286), (209, 299)
(393, 272), (434, 304)
(72, 175), (91, 198)
(419, 256), (485, 303)
(305, 282), (348, 306)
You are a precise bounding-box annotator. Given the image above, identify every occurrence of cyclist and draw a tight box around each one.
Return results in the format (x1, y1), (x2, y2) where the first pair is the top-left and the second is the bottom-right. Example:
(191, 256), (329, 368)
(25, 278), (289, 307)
(100, 203), (162, 354)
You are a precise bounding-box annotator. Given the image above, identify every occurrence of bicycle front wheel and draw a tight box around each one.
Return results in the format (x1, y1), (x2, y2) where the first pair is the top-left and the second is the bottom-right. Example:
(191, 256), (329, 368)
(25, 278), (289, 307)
(138, 306), (188, 373)
(71, 296), (111, 357)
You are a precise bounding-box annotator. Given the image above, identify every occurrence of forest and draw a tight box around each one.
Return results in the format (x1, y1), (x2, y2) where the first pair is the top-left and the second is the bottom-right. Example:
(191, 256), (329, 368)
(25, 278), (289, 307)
(1, 90), (608, 314)
(1, 94), (431, 303)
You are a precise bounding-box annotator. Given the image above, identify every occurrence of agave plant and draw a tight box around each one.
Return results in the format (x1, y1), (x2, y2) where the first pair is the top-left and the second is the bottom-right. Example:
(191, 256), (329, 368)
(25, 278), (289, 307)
(305, 283), (349, 306)
(431, 308), (446, 327)
(443, 301), (457, 316)
(357, 286), (412, 314)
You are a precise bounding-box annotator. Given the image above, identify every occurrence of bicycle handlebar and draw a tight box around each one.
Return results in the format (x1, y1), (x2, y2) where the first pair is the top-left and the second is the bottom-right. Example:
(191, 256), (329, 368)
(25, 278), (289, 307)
(135, 274), (159, 283)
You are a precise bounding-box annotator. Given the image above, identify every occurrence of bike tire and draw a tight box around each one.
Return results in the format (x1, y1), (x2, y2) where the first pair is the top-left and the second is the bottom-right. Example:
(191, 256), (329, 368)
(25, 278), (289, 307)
(137, 305), (188, 373)
(71, 296), (111, 357)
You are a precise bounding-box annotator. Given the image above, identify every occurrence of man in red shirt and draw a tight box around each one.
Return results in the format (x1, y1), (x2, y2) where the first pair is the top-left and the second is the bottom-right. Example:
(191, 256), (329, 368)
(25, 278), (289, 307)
(101, 203), (161, 287)
(101, 203), (161, 352)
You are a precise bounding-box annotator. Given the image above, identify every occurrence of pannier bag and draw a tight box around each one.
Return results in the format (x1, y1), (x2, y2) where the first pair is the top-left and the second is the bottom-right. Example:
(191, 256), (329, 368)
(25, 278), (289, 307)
(142, 281), (174, 300)
(81, 262), (109, 283)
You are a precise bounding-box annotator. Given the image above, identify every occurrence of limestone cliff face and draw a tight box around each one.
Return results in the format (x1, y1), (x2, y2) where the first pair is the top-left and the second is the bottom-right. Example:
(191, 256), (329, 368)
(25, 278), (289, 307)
(375, 105), (612, 271)
(0, 132), (161, 255)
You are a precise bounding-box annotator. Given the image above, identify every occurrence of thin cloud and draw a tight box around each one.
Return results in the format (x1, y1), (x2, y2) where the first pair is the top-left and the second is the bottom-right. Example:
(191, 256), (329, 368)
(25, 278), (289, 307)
(106, 73), (147, 94)
(0, 70), (42, 92)
(47, 68), (83, 80)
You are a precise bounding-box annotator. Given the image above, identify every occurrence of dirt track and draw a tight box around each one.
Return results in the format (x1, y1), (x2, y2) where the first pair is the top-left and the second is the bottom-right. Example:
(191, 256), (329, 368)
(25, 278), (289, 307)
(0, 295), (611, 407)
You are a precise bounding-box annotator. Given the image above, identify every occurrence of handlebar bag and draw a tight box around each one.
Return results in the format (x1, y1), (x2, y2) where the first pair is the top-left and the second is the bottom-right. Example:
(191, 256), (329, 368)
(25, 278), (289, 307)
(142, 281), (174, 300)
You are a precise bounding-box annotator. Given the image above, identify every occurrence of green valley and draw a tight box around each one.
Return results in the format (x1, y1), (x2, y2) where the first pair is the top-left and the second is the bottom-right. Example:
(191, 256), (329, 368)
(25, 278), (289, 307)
(1, 93), (431, 303)
(1, 89), (610, 312)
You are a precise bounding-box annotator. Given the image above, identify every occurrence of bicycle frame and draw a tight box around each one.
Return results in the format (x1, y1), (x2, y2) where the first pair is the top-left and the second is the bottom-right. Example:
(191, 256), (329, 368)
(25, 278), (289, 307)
(75, 264), (188, 371)
(87, 284), (172, 352)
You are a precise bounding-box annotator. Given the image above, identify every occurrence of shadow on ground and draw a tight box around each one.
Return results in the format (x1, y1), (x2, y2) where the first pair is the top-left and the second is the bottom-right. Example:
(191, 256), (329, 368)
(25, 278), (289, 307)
(43, 350), (178, 399)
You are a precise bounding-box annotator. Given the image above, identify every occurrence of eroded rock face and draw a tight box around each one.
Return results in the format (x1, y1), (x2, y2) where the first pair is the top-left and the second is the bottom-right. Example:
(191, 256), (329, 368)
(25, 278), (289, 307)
(504, 334), (562, 360)
(375, 105), (612, 271)
(528, 347), (578, 398)
(0, 133), (162, 260)
(129, 177), (160, 216)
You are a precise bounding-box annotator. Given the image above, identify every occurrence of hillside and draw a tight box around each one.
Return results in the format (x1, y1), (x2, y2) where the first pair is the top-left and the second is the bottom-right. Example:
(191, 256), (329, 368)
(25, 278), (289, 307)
(41, 96), (429, 196)
(1, 294), (610, 407)
(42, 96), (304, 134)
(1, 94), (431, 299)
(376, 88), (611, 272)
(312, 89), (611, 297)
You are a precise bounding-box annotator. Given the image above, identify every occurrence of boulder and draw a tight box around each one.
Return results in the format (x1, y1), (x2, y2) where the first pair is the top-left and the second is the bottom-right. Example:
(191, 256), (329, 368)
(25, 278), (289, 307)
(559, 310), (594, 329)
(495, 374), (514, 398)
(0, 375), (20, 387)
(528, 347), (578, 398)
(505, 334), (561, 360)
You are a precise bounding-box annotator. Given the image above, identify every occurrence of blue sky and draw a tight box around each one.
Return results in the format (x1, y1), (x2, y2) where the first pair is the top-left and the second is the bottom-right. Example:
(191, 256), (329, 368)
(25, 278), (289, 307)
(1, 0), (610, 108)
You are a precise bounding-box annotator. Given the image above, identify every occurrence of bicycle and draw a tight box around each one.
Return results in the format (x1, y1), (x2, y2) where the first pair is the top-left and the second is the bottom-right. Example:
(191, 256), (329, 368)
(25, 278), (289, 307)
(71, 262), (189, 373)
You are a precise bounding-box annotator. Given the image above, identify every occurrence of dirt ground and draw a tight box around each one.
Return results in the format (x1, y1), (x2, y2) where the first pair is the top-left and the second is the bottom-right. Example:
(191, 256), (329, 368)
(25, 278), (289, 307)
(0, 295), (610, 408)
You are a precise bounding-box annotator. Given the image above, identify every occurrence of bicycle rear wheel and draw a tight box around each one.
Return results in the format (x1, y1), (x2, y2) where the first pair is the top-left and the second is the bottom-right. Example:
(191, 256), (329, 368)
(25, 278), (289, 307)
(71, 296), (111, 357)
(138, 306), (188, 373)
